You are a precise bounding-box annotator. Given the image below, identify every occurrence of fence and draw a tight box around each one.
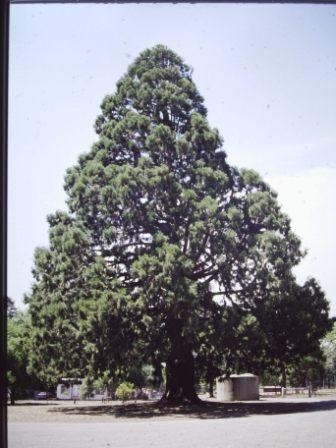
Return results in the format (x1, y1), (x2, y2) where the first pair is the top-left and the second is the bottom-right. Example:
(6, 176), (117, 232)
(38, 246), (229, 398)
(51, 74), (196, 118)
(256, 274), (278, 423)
(260, 386), (313, 397)
(260, 386), (336, 397)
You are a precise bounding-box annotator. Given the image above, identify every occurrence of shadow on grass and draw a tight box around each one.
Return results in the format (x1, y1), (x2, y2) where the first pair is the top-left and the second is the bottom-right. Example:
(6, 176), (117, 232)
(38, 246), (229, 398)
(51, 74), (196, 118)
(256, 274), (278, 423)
(48, 399), (336, 420)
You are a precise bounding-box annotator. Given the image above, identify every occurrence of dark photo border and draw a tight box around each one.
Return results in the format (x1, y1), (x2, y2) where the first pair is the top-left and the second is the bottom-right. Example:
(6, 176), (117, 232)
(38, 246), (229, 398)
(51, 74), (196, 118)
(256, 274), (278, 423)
(1, 1), (9, 446)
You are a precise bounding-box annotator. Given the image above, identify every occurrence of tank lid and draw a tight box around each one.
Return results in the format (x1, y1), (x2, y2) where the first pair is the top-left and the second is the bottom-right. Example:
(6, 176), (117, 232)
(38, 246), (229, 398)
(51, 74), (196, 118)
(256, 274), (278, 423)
(230, 373), (257, 378)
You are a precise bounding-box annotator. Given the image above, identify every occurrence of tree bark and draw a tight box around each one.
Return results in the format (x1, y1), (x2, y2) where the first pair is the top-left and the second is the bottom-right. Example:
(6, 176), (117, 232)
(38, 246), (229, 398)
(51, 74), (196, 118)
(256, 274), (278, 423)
(206, 360), (215, 398)
(160, 350), (202, 404)
(280, 363), (287, 388)
(209, 377), (214, 398)
(10, 387), (15, 406)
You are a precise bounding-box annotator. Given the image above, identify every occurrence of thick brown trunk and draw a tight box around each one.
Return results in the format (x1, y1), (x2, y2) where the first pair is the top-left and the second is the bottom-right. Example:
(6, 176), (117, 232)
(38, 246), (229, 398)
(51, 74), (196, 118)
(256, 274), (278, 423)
(161, 351), (202, 404)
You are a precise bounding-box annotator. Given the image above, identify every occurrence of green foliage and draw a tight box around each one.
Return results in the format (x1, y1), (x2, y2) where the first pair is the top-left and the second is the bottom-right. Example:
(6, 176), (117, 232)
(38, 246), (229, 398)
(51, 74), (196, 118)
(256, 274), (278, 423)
(26, 213), (94, 386)
(287, 354), (325, 387)
(80, 377), (94, 399)
(259, 371), (280, 386)
(7, 312), (43, 403)
(79, 373), (112, 399)
(7, 297), (17, 318)
(127, 365), (154, 388)
(7, 314), (30, 390)
(115, 382), (135, 401)
(244, 277), (332, 386)
(322, 322), (336, 385)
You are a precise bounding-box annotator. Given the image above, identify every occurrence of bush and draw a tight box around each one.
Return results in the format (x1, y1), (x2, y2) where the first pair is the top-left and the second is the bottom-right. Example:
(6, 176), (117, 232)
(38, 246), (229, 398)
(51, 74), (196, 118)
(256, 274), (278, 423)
(80, 377), (94, 399)
(115, 382), (134, 401)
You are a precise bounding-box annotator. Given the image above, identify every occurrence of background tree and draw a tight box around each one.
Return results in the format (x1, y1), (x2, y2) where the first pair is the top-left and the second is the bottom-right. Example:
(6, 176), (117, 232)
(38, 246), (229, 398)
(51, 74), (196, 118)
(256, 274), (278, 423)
(7, 311), (43, 404)
(287, 353), (326, 388)
(252, 277), (331, 387)
(7, 297), (17, 318)
(322, 322), (336, 387)
(26, 212), (94, 386)
(28, 45), (325, 403)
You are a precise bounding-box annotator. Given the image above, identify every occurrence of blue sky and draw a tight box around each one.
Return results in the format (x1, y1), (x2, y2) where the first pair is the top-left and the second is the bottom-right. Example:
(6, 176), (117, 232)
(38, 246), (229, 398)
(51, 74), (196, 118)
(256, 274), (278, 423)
(8, 3), (336, 315)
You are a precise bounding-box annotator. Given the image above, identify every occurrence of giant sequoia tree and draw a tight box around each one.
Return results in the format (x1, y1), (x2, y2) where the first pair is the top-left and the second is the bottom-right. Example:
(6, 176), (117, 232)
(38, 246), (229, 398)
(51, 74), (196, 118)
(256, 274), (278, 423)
(28, 45), (322, 402)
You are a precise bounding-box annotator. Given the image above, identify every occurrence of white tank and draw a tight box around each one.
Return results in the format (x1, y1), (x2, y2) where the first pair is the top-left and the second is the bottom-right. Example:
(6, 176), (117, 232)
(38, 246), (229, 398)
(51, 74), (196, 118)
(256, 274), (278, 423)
(216, 373), (259, 401)
(216, 378), (234, 401)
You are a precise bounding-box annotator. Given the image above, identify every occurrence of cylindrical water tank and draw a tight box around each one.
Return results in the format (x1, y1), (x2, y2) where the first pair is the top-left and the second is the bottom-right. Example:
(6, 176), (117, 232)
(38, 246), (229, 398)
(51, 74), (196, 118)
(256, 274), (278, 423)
(216, 378), (234, 401)
(216, 373), (259, 401)
(231, 373), (259, 400)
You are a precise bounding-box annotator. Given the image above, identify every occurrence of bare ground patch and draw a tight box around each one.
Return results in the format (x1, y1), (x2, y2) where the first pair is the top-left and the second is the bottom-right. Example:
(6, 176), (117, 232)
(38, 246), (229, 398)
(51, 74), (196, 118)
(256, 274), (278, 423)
(8, 394), (336, 423)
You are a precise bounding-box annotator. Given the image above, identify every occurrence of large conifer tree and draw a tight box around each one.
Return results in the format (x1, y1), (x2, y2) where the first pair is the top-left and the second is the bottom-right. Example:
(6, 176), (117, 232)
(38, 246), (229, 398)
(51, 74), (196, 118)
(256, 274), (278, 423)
(28, 45), (309, 402)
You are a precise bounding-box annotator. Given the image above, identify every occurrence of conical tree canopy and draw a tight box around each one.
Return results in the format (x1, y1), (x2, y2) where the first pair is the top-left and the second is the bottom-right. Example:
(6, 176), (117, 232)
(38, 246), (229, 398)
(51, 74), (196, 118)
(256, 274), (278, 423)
(27, 45), (307, 401)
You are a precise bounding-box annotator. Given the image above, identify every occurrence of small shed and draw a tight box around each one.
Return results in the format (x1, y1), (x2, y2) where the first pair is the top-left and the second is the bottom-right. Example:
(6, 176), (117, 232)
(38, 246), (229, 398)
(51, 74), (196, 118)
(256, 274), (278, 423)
(56, 378), (82, 400)
(216, 373), (259, 401)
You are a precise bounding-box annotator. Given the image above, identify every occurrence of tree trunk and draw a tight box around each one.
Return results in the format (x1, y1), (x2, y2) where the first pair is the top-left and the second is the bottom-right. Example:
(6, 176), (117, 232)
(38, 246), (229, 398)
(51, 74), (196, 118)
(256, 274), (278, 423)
(209, 377), (214, 398)
(280, 363), (287, 388)
(160, 350), (202, 404)
(10, 387), (15, 406)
